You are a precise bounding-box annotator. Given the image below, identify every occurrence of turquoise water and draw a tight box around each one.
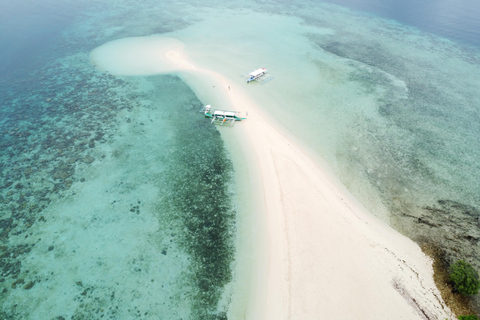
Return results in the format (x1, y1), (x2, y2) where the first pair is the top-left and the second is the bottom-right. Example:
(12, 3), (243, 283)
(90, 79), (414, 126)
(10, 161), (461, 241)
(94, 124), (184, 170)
(1, 0), (480, 318)
(1, 2), (237, 317)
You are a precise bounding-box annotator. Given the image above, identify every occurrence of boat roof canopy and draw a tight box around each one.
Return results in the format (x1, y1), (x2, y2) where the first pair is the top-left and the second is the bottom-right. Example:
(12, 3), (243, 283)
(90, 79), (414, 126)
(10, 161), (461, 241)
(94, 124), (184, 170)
(249, 68), (266, 77)
(214, 110), (236, 117)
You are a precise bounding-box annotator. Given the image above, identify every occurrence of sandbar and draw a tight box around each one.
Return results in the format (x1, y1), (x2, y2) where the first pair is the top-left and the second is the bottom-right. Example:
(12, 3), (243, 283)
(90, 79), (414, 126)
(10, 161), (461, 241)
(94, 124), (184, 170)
(91, 36), (453, 319)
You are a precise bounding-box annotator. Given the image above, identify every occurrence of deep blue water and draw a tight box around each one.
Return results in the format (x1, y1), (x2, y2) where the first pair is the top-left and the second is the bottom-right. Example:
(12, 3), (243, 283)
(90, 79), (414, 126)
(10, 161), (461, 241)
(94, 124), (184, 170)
(322, 0), (480, 47)
(0, 1), (87, 75)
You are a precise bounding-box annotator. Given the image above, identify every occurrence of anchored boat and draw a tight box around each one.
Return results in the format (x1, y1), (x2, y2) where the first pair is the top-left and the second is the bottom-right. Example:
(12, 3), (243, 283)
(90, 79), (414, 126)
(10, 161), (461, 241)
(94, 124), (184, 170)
(242, 67), (274, 84)
(200, 105), (246, 125)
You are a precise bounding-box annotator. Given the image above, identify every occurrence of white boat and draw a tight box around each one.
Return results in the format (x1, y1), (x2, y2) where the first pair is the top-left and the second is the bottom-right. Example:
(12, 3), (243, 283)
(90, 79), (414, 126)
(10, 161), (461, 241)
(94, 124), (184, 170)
(200, 105), (247, 125)
(242, 67), (274, 84)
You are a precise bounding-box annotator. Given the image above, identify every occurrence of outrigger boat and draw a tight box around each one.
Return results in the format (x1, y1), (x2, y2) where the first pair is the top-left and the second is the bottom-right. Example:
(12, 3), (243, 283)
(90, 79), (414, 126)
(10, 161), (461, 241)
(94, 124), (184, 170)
(242, 67), (274, 84)
(200, 105), (246, 125)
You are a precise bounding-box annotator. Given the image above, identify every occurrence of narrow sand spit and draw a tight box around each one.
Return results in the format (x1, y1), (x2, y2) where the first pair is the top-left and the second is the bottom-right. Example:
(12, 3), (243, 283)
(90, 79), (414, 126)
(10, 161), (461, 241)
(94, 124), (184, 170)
(163, 50), (453, 320)
(92, 37), (454, 319)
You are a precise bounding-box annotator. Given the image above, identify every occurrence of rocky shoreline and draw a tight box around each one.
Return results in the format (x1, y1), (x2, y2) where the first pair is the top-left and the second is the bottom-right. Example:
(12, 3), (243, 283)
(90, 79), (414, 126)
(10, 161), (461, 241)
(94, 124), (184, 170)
(395, 199), (480, 313)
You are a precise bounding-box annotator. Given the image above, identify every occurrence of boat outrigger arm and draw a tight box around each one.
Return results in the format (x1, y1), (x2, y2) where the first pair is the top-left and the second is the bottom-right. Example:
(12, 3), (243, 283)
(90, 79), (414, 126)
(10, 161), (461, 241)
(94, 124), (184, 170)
(200, 105), (247, 125)
(242, 67), (274, 84)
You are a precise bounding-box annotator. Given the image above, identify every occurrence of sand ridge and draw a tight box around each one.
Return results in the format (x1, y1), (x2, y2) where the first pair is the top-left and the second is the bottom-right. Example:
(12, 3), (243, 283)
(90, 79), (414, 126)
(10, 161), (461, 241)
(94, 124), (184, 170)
(92, 36), (454, 319)
(163, 45), (453, 320)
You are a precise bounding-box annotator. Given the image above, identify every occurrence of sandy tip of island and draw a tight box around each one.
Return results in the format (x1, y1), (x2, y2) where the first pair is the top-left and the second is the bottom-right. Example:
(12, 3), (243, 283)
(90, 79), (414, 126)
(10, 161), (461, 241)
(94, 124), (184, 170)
(90, 36), (185, 75)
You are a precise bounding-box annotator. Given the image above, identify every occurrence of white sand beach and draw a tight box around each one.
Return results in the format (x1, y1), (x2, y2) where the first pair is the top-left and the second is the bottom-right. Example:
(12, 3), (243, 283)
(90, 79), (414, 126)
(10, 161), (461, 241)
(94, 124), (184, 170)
(91, 36), (454, 319)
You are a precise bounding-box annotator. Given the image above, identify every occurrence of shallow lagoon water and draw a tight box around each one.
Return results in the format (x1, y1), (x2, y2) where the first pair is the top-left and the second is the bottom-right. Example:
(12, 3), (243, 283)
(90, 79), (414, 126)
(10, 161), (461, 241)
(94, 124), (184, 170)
(1, 0), (480, 318)
(1, 36), (238, 319)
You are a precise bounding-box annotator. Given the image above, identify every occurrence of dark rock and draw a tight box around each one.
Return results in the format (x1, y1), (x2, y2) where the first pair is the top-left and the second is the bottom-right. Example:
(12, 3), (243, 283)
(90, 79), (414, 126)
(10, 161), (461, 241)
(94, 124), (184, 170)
(66, 157), (78, 164)
(24, 167), (33, 176)
(400, 200), (480, 274)
(93, 132), (104, 141)
(52, 166), (74, 180)
(81, 156), (95, 163)
(11, 278), (25, 289)
(24, 281), (35, 290)
(64, 180), (72, 189)
(48, 245), (54, 251)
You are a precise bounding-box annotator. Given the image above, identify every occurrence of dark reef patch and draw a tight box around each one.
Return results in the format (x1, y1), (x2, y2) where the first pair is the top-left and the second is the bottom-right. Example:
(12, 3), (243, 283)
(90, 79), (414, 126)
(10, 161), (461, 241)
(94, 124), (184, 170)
(409, 200), (479, 268)
(0, 52), (140, 318)
(151, 76), (237, 319)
